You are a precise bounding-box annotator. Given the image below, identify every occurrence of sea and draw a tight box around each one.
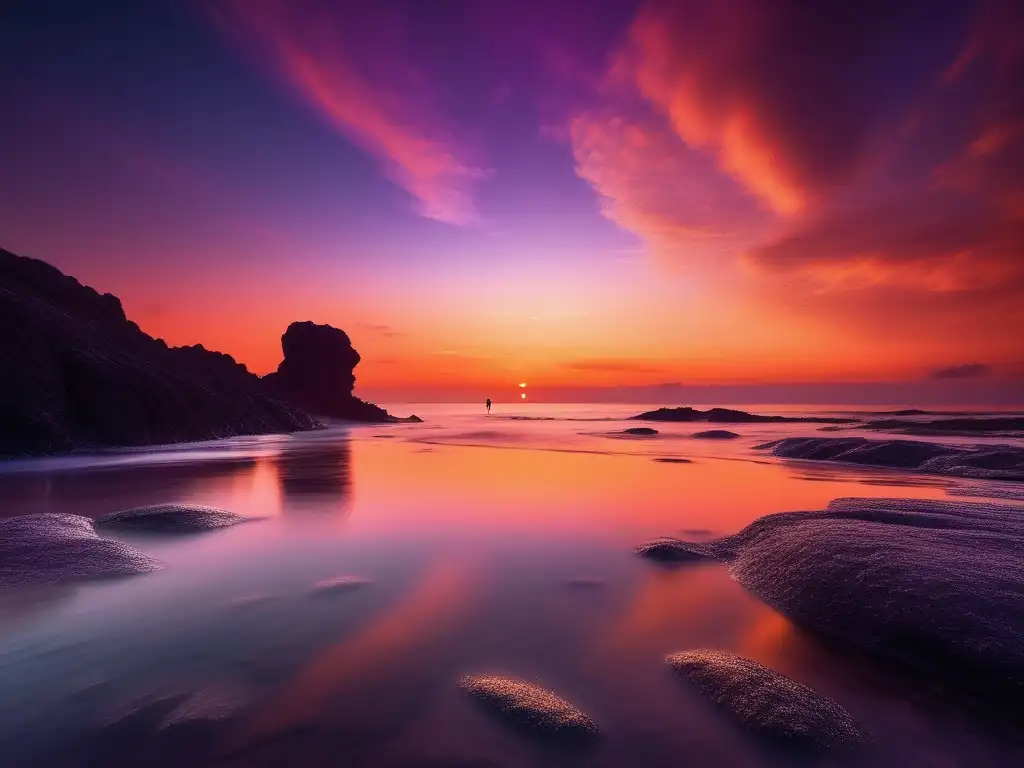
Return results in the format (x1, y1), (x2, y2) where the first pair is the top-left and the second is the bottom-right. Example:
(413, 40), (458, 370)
(0, 403), (1021, 767)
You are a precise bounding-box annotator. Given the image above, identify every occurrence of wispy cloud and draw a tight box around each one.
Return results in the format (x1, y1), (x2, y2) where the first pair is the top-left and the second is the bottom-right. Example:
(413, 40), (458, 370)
(212, 0), (485, 226)
(565, 358), (670, 375)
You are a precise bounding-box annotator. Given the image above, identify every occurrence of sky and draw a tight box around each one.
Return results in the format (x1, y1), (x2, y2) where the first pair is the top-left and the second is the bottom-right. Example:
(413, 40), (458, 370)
(2, 0), (1022, 404)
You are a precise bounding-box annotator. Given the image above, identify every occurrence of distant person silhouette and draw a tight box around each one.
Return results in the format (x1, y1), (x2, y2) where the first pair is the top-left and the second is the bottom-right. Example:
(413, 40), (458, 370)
(486, 398), (492, 414)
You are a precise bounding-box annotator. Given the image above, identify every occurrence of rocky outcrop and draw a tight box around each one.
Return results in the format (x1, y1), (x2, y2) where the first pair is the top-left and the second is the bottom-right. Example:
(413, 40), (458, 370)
(263, 321), (418, 423)
(623, 426), (658, 436)
(633, 537), (715, 564)
(692, 429), (740, 439)
(649, 498), (1024, 694)
(631, 407), (852, 424)
(666, 650), (871, 749)
(459, 674), (599, 739)
(0, 248), (321, 456)
(864, 416), (1024, 434)
(761, 436), (1024, 481)
(0, 514), (163, 586)
(95, 504), (252, 533)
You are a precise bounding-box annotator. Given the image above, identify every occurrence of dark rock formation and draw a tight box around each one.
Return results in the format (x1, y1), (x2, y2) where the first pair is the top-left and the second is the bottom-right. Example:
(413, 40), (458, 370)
(761, 436), (1024, 481)
(666, 650), (871, 749)
(631, 407), (851, 424)
(662, 498), (1024, 694)
(864, 416), (1024, 434)
(96, 504), (252, 533)
(653, 457), (693, 464)
(622, 426), (658, 436)
(633, 537), (714, 564)
(692, 429), (740, 439)
(0, 514), (162, 586)
(459, 674), (599, 739)
(263, 321), (417, 423)
(310, 575), (372, 595)
(0, 248), (321, 456)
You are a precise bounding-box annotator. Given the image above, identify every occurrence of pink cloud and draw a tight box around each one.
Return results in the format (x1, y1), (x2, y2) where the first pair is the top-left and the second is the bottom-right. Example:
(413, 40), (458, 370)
(212, 0), (485, 226)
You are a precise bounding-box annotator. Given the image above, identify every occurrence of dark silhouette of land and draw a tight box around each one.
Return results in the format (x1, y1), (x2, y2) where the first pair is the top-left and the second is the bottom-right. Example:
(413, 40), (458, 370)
(0, 248), (411, 456)
(631, 407), (853, 424)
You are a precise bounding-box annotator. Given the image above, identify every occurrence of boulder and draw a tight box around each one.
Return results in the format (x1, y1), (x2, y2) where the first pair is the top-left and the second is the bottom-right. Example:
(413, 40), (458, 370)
(622, 427), (658, 436)
(666, 650), (871, 749)
(710, 498), (1024, 690)
(760, 436), (1024, 481)
(459, 674), (599, 738)
(95, 504), (251, 533)
(0, 514), (162, 587)
(633, 537), (714, 564)
(0, 247), (321, 456)
(692, 430), (740, 439)
(631, 407), (850, 424)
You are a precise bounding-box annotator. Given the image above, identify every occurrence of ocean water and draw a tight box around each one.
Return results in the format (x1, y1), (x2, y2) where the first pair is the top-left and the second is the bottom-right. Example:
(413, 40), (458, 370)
(0, 404), (1021, 767)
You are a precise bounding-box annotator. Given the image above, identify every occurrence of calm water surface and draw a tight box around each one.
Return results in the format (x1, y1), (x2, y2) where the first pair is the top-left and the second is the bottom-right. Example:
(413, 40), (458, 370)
(1, 404), (1021, 766)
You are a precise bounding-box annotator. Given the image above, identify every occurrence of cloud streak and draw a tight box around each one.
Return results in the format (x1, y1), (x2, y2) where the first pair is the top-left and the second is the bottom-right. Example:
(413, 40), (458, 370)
(212, 0), (485, 226)
(929, 363), (991, 380)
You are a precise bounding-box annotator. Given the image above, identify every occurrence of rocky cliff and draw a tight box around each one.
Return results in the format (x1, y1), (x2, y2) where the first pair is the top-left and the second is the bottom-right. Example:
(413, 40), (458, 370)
(0, 248), (322, 456)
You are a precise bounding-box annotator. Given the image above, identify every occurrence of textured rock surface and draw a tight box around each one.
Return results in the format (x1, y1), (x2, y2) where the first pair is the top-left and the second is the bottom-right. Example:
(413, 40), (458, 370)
(666, 650), (871, 749)
(709, 498), (1024, 688)
(0, 513), (162, 586)
(633, 537), (714, 563)
(310, 575), (372, 594)
(632, 407), (851, 424)
(0, 248), (321, 456)
(692, 430), (740, 439)
(96, 504), (251, 533)
(761, 436), (1024, 480)
(264, 321), (412, 423)
(460, 675), (599, 738)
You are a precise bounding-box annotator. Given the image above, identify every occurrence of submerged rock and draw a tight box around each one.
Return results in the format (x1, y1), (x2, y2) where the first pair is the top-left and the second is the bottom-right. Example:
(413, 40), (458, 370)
(623, 427), (658, 436)
(565, 577), (606, 590)
(96, 504), (251, 533)
(633, 537), (714, 564)
(631, 407), (851, 424)
(0, 514), (162, 587)
(864, 416), (1024, 434)
(653, 457), (693, 464)
(310, 575), (372, 595)
(760, 436), (1024, 481)
(692, 430), (740, 439)
(712, 498), (1024, 689)
(459, 674), (599, 738)
(666, 650), (871, 749)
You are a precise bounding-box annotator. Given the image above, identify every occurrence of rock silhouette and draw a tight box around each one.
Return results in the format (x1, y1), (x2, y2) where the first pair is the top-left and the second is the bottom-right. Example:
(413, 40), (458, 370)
(264, 321), (419, 423)
(0, 248), (321, 456)
(631, 407), (851, 424)
(692, 429), (740, 439)
(666, 650), (871, 749)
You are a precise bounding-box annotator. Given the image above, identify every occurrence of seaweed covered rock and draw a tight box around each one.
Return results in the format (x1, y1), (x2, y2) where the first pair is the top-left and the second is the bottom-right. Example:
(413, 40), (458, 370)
(0, 514), (162, 586)
(713, 498), (1024, 689)
(0, 247), (321, 456)
(459, 675), (599, 739)
(666, 650), (871, 749)
(263, 321), (413, 423)
(96, 504), (251, 533)
(760, 437), (1024, 481)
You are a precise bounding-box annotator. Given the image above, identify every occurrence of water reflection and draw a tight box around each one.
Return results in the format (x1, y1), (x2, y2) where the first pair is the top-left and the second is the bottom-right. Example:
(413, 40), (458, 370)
(272, 432), (352, 517)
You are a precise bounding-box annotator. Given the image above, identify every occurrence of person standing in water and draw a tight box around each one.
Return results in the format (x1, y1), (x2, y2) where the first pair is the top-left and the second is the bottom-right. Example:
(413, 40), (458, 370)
(486, 398), (492, 414)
